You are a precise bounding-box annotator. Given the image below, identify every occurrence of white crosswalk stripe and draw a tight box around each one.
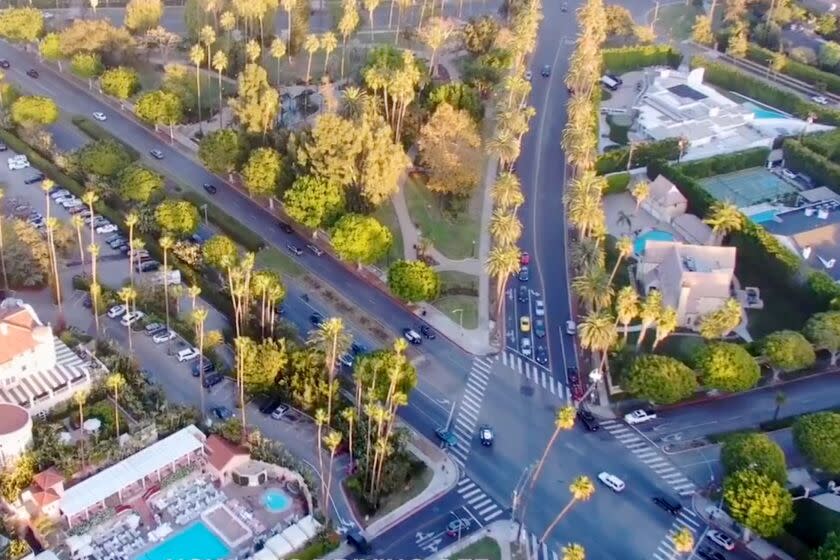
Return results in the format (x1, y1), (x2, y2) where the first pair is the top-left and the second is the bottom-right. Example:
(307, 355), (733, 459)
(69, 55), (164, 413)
(444, 358), (497, 467)
(650, 509), (704, 559)
(456, 477), (505, 524)
(501, 351), (567, 401)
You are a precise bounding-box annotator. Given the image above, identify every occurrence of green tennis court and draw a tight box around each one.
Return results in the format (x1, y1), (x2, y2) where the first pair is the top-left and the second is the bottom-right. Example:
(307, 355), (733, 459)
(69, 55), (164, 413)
(698, 167), (797, 207)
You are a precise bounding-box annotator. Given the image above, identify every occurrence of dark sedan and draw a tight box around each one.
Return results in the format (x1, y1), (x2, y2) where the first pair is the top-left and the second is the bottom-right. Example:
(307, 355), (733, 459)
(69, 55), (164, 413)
(203, 183), (218, 194)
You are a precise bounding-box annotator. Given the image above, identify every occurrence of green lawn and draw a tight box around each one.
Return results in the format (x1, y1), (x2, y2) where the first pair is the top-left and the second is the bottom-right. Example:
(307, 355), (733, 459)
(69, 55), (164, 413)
(654, 4), (704, 40)
(132, 61), (236, 116)
(261, 49), (367, 86)
(403, 176), (481, 260)
(255, 247), (305, 279)
(606, 114), (631, 145)
(449, 537), (503, 560)
(439, 270), (479, 295)
(365, 463), (433, 522)
(372, 200), (404, 268)
(433, 295), (479, 329)
(655, 334), (705, 362)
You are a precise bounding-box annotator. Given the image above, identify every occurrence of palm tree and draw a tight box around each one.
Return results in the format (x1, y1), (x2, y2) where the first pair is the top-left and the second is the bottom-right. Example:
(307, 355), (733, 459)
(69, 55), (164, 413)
(486, 245), (520, 319)
(45, 217), (63, 314)
(82, 190), (98, 243)
(540, 476), (595, 543)
(200, 25), (217, 77)
(571, 237), (604, 275)
(636, 290), (662, 350)
(70, 214), (85, 272)
(321, 32), (337, 77)
(616, 210), (633, 234)
(160, 236), (174, 352)
(341, 407), (357, 468)
(631, 180), (649, 213)
(394, 0), (413, 44)
(338, 0), (360, 78)
(487, 128), (520, 170)
(220, 11), (236, 41)
(90, 0), (98, 13)
(303, 34), (320, 83)
(608, 236), (633, 285)
(704, 201), (743, 245)
(192, 307), (209, 420)
(614, 286), (639, 341)
(561, 544), (586, 560)
(698, 298), (743, 339)
(105, 373), (126, 438)
(0, 188), (7, 290)
(309, 317), (351, 425)
(530, 406), (576, 489)
(73, 389), (89, 471)
(420, 16), (454, 76)
(489, 210), (522, 247)
(670, 527), (694, 558)
(491, 172), (524, 210)
(572, 267), (613, 312)
(323, 430), (342, 521)
(579, 310), (617, 372)
(773, 390), (786, 420)
(314, 408), (328, 512)
(212, 50), (228, 128)
(652, 306), (678, 350)
(269, 37), (286, 88)
(89, 244), (101, 336)
(363, 0), (382, 41)
(125, 212), (139, 291)
(118, 286), (137, 353)
(189, 44), (204, 127)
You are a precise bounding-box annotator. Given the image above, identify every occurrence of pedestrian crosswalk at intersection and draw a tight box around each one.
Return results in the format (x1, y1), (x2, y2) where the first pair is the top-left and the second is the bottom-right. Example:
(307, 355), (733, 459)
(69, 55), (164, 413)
(501, 351), (567, 401)
(653, 507), (702, 560)
(447, 358), (494, 467)
(456, 477), (505, 524)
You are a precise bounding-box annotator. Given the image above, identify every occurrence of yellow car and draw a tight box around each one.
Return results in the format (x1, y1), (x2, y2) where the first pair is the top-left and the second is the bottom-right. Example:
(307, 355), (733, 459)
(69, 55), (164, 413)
(520, 316), (531, 333)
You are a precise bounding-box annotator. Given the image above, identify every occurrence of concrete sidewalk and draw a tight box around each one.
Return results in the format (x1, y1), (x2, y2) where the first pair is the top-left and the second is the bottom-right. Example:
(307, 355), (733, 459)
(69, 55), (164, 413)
(430, 520), (521, 560)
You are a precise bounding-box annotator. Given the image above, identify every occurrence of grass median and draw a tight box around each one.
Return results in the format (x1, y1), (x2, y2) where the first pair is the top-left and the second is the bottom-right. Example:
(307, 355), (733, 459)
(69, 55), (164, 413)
(72, 116), (141, 161)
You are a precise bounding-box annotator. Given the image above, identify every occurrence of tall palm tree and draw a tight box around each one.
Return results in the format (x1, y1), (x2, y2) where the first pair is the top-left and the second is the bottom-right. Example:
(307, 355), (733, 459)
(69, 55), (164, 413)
(561, 544), (586, 560)
(338, 0), (360, 78)
(89, 244), (101, 336)
(269, 37), (287, 88)
(71, 214), (85, 272)
(631, 180), (649, 213)
(704, 201), (743, 245)
(190, 44), (204, 127)
(220, 10), (236, 41)
(125, 212), (139, 292)
(105, 373), (126, 438)
(652, 306), (678, 350)
(489, 210), (522, 247)
(491, 172), (524, 211)
(614, 286), (639, 341)
(363, 0), (382, 41)
(670, 527), (694, 558)
(571, 237), (604, 275)
(309, 317), (351, 424)
(485, 245), (520, 320)
(160, 236), (174, 352)
(73, 389), (89, 471)
(530, 406), (576, 489)
(419, 16), (454, 76)
(281, 0), (297, 60)
(0, 188), (7, 290)
(303, 34), (320, 83)
(636, 290), (662, 350)
(82, 190), (98, 243)
(608, 236), (633, 285)
(579, 310), (617, 372)
(212, 50), (228, 128)
(341, 407), (357, 469)
(487, 129), (521, 170)
(45, 217), (63, 314)
(540, 476), (595, 543)
(323, 430), (342, 521)
(314, 407), (328, 512)
(321, 32), (337, 77)
(394, 0), (413, 44)
(572, 267), (613, 312)
(192, 307), (209, 420)
(199, 25), (217, 77)
(118, 286), (137, 353)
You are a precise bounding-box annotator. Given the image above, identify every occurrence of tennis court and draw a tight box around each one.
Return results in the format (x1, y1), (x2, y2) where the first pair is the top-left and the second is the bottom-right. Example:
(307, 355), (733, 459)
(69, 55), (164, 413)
(698, 167), (797, 207)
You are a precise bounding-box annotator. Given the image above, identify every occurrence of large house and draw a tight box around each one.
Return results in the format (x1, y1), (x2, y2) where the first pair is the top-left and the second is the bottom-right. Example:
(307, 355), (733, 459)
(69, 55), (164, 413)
(0, 299), (95, 418)
(636, 240), (738, 329)
(764, 201), (840, 280)
(641, 175), (688, 224)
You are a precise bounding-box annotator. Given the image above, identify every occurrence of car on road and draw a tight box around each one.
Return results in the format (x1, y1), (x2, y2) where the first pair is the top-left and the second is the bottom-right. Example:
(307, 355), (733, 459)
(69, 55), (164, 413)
(520, 251), (530, 265)
(566, 366), (579, 385)
(23, 173), (45, 184)
(96, 223), (118, 234)
(120, 311), (145, 326)
(191, 360), (214, 377)
(706, 530), (735, 551)
(534, 299), (545, 316)
(351, 342), (367, 355)
(652, 496), (682, 516)
(287, 243), (303, 256)
(520, 337), (532, 357)
(420, 325), (436, 339)
(565, 320), (577, 335)
(26, 69), (39, 78)
(309, 312), (324, 327)
(271, 404), (290, 419)
(577, 406), (600, 431)
(534, 318), (546, 338)
(561, 2), (567, 11)
(212, 406), (233, 420)
(0, 60), (9, 68)
(812, 95), (829, 105)
(541, 65), (551, 77)
(696, 547), (726, 560)
(535, 346), (548, 365)
(524, 70), (532, 81)
(446, 518), (471, 537)
(624, 409), (657, 425)
(479, 424), (494, 446)
(107, 304), (127, 319)
(435, 427), (457, 447)
(202, 183), (217, 194)
(597, 472), (625, 492)
(203, 373), (223, 388)
(518, 266), (529, 282)
(518, 285), (528, 303)
(338, 352), (354, 368)
(149, 149), (164, 159)
(152, 329), (176, 344)
(306, 243), (324, 256)
(403, 328), (422, 345)
(520, 316), (531, 333)
(92, 112), (107, 121)
(278, 221), (294, 233)
(176, 347), (200, 362)
(346, 531), (370, 554)
(144, 322), (164, 335)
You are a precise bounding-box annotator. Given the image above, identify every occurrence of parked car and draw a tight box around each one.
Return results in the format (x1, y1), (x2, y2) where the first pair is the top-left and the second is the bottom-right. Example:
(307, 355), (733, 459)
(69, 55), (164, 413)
(706, 530), (735, 551)
(420, 325), (435, 339)
(271, 404), (290, 419)
(652, 496), (682, 516)
(50, 189), (70, 199)
(812, 95), (829, 105)
(149, 149), (164, 159)
(67, 205), (85, 215)
(152, 329), (176, 344)
(26, 69), (39, 78)
(577, 406), (600, 431)
(176, 347), (200, 362)
(144, 322), (165, 335)
(203, 373), (223, 388)
(534, 299), (545, 316)
(306, 243), (324, 256)
(524, 70), (532, 81)
(259, 396), (284, 414)
(23, 173), (45, 185)
(202, 183), (217, 194)
(92, 112), (107, 121)
(278, 221), (293, 233)
(403, 328), (422, 345)
(287, 243), (303, 256)
(781, 168), (797, 180)
(120, 311), (146, 326)
(107, 304), (127, 318)
(0, 60), (9, 69)
(191, 360), (214, 377)
(597, 472), (625, 492)
(624, 409), (657, 425)
(96, 223), (118, 234)
(212, 406), (233, 420)
(136, 260), (160, 272)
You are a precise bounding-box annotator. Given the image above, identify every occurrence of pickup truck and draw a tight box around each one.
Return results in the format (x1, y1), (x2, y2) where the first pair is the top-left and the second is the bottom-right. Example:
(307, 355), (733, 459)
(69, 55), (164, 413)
(624, 409), (657, 425)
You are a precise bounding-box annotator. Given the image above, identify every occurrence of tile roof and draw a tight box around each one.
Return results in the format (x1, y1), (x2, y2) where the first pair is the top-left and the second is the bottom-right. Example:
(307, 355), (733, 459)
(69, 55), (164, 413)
(0, 306), (44, 365)
(206, 434), (249, 472)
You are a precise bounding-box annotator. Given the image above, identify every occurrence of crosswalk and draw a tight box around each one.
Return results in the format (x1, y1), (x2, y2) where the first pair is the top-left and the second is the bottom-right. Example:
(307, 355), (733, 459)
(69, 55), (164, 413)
(500, 351), (567, 401)
(653, 507), (703, 560)
(600, 419), (697, 497)
(447, 358), (494, 468)
(456, 477), (505, 524)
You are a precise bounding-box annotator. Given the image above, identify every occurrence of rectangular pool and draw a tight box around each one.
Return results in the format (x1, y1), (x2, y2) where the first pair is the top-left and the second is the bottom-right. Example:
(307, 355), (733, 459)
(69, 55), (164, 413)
(136, 522), (230, 560)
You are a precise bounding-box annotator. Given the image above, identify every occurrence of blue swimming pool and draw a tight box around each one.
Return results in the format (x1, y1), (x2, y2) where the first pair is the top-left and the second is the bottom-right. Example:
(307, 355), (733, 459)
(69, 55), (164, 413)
(742, 101), (786, 119)
(634, 229), (675, 254)
(749, 209), (778, 224)
(136, 522), (229, 560)
(261, 488), (291, 513)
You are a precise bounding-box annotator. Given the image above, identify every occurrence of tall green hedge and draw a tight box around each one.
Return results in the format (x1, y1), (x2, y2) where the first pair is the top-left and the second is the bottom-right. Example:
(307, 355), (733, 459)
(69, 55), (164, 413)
(783, 140), (840, 195)
(603, 172), (631, 194)
(677, 147), (771, 178)
(596, 138), (680, 174)
(602, 45), (682, 75)
(746, 43), (840, 96)
(692, 57), (840, 126)
(801, 128), (840, 163)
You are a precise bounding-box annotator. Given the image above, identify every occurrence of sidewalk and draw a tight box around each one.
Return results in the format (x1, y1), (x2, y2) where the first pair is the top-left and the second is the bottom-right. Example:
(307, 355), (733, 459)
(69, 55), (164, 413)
(429, 520), (521, 560)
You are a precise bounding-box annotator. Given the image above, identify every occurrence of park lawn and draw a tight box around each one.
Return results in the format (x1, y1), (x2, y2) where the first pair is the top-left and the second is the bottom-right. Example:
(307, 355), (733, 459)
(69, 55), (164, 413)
(132, 61), (236, 114)
(433, 295), (479, 329)
(255, 247), (305, 279)
(403, 176), (481, 260)
(654, 4), (703, 41)
(439, 270), (479, 295)
(373, 200), (405, 267)
(365, 463), (433, 522)
(449, 537), (503, 560)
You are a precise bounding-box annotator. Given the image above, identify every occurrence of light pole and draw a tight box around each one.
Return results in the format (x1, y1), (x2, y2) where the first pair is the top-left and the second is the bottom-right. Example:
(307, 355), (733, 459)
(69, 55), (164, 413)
(512, 462), (535, 541)
(574, 369), (604, 407)
(200, 203), (209, 225)
(453, 308), (464, 329)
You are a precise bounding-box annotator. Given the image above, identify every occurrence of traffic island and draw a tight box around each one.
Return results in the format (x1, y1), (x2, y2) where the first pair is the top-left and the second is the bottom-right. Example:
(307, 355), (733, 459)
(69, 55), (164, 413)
(431, 521), (519, 560)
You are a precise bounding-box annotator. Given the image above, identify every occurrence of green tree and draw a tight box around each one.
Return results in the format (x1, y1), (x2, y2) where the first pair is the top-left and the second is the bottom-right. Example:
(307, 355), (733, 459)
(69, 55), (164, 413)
(0, 8), (43, 43)
(269, 37), (286, 88)
(155, 200), (200, 237)
(560, 544), (586, 560)
(202, 235), (238, 270)
(238, 336), (288, 394)
(762, 330), (816, 380)
(819, 42), (840, 69)
(106, 373), (127, 437)
(813, 531), (840, 560)
(125, 0), (164, 33)
(198, 129), (245, 175)
(70, 52), (104, 82)
(331, 214), (392, 266)
(357, 114), (411, 205)
(8, 539), (31, 560)
(387, 260), (440, 303)
(117, 165), (164, 204)
(77, 139), (132, 177)
(134, 90), (183, 141)
(693, 342), (760, 393)
(58, 19), (133, 57)
(462, 16), (500, 55)
(39, 33), (63, 70)
(804, 311), (840, 365)
(723, 469), (793, 537)
(721, 433), (787, 484)
(626, 354), (698, 404)
(727, 21), (749, 58)
(321, 31), (338, 76)
(212, 50), (228, 128)
(100, 67), (141, 99)
(229, 62), (280, 135)
(338, 0), (360, 79)
(704, 201), (743, 244)
(539, 475), (595, 544)
(298, 113), (363, 188)
(698, 298), (743, 340)
(282, 175), (345, 230)
(242, 147), (282, 199)
(793, 412), (840, 473)
(11, 96), (58, 127)
(692, 15), (714, 46)
(0, 452), (35, 502)
(419, 16), (455, 76)
(303, 33), (320, 83)
(418, 102), (482, 195)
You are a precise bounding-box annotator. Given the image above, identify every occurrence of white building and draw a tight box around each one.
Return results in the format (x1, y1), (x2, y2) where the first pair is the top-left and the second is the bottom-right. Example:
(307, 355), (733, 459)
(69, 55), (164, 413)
(0, 402), (32, 467)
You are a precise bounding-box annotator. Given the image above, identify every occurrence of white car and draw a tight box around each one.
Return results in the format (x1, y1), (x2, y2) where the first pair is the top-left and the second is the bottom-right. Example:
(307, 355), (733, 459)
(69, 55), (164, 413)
(520, 337), (532, 357)
(92, 112), (107, 121)
(96, 223), (118, 234)
(624, 409), (657, 425)
(60, 198), (82, 208)
(177, 347), (200, 362)
(50, 189), (70, 199)
(120, 310), (145, 326)
(152, 329), (176, 344)
(706, 530), (735, 551)
(598, 472), (625, 492)
(781, 168), (797, 180)
(812, 95), (829, 105)
(8, 158), (29, 170)
(565, 320), (577, 335)
(107, 304), (126, 318)
(535, 299), (545, 317)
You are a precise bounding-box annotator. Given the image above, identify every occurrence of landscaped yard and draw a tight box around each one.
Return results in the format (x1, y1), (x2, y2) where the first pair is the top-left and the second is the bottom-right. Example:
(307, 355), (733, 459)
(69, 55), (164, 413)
(372, 200), (404, 267)
(449, 537), (503, 560)
(362, 462), (432, 523)
(654, 4), (704, 40)
(403, 176), (481, 260)
(433, 271), (479, 329)
(737, 259), (810, 339)
(132, 60), (237, 117)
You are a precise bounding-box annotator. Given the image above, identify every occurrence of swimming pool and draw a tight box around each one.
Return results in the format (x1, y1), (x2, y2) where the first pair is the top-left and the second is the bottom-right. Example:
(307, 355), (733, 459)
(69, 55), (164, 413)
(748, 209), (778, 224)
(261, 488), (291, 513)
(136, 522), (229, 560)
(742, 101), (786, 119)
(634, 229), (675, 254)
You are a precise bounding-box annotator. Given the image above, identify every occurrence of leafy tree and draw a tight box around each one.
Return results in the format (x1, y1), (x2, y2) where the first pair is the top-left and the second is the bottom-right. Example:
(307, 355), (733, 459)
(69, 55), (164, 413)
(155, 200), (200, 237)
(77, 140), (132, 177)
(282, 175), (345, 230)
(762, 330), (816, 379)
(793, 412), (840, 473)
(125, 0), (164, 33)
(808, 271), (840, 309)
(692, 15), (714, 46)
(298, 113), (363, 188)
(813, 531), (840, 560)
(117, 165), (164, 204)
(605, 5), (636, 38)
(820, 42), (840, 69)
(427, 83), (482, 122)
(58, 19), (133, 57)
(242, 147), (282, 198)
(134, 90), (183, 140)
(387, 260), (440, 303)
(462, 16), (500, 55)
(0, 8), (43, 43)
(228, 62), (280, 134)
(202, 234), (238, 270)
(804, 311), (840, 365)
(71, 52), (104, 82)
(723, 469), (793, 537)
(721, 433), (787, 484)
(100, 66), (141, 100)
(11, 96), (58, 127)
(238, 336), (288, 394)
(626, 354), (698, 404)
(693, 342), (760, 393)
(39, 33), (63, 68)
(727, 21), (749, 58)
(8, 539), (31, 560)
(198, 129), (245, 175)
(418, 103), (482, 195)
(0, 451), (36, 502)
(1, 219), (60, 288)
(331, 214), (392, 266)
(357, 114), (410, 205)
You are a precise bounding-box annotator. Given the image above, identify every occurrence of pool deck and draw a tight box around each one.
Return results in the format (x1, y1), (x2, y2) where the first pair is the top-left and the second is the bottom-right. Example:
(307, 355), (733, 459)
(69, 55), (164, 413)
(603, 191), (682, 241)
(202, 503), (253, 548)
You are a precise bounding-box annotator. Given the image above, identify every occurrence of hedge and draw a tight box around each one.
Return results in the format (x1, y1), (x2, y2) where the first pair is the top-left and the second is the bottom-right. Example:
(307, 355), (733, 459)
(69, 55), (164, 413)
(180, 189), (266, 252)
(746, 43), (840, 96)
(783, 140), (840, 196)
(604, 172), (631, 194)
(676, 147), (771, 178)
(802, 129), (840, 162)
(692, 57), (840, 126)
(71, 116), (140, 161)
(595, 138), (680, 175)
(602, 45), (682, 75)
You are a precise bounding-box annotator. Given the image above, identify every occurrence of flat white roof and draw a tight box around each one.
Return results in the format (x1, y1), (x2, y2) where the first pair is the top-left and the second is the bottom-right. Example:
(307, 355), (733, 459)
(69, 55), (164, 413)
(60, 425), (205, 519)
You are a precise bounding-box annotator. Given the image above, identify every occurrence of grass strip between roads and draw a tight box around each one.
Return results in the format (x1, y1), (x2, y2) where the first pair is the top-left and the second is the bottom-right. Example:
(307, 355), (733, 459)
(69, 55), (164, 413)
(71, 115), (141, 161)
(447, 537), (503, 560)
(179, 189), (266, 252)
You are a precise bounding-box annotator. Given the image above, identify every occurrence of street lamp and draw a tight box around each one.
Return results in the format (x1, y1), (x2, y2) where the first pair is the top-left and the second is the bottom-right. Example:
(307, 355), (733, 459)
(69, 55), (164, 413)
(574, 369), (604, 407)
(200, 204), (208, 225)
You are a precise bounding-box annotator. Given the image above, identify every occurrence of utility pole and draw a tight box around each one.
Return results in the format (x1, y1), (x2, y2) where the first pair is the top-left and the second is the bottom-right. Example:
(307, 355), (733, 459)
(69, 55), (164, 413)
(512, 462), (535, 541)
(445, 400), (456, 431)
